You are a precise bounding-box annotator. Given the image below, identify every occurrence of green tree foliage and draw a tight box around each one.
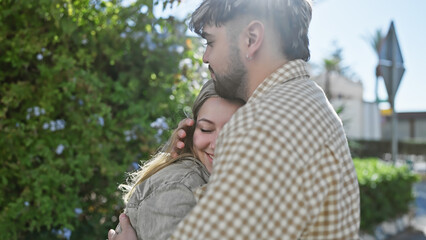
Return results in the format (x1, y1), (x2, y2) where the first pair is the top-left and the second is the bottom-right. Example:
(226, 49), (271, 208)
(364, 28), (385, 103)
(322, 45), (347, 99)
(0, 0), (203, 239)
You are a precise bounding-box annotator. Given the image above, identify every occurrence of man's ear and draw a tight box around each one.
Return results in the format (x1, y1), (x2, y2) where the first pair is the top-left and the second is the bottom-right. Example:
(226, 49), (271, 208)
(244, 21), (264, 60)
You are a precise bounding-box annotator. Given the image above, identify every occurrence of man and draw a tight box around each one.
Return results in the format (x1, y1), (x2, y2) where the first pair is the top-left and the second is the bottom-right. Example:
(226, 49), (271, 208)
(109, 0), (360, 239)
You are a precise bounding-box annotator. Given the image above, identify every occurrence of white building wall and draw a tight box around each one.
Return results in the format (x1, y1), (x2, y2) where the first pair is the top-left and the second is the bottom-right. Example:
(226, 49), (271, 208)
(312, 71), (381, 140)
(313, 72), (363, 100)
(330, 99), (363, 139)
(363, 102), (382, 140)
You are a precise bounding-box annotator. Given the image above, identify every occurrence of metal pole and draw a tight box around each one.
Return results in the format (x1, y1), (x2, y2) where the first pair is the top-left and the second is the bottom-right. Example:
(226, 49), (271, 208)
(391, 105), (398, 165)
(391, 35), (398, 165)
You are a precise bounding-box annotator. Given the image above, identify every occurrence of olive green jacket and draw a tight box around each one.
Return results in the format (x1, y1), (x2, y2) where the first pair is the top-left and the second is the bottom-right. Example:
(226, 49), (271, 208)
(122, 157), (210, 240)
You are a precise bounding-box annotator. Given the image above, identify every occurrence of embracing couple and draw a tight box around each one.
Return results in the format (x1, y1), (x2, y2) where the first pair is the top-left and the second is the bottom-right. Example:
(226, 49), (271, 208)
(109, 0), (360, 239)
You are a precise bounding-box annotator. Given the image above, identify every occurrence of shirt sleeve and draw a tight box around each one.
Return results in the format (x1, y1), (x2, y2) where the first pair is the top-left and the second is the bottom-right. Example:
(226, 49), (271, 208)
(136, 182), (197, 240)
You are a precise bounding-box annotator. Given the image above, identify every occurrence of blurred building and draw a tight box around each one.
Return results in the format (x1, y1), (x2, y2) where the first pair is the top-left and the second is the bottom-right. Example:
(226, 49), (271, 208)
(381, 111), (426, 141)
(312, 71), (382, 140)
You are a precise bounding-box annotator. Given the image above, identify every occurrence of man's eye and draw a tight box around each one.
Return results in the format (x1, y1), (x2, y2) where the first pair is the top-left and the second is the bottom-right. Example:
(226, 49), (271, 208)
(201, 129), (213, 133)
(203, 41), (213, 47)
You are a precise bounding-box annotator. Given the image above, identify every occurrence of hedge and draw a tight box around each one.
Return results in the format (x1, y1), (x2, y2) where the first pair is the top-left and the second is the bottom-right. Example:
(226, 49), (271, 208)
(0, 0), (205, 239)
(354, 158), (420, 231)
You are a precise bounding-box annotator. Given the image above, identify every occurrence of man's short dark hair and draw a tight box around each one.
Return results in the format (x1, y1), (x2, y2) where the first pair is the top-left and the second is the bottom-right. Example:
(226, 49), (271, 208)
(189, 0), (312, 62)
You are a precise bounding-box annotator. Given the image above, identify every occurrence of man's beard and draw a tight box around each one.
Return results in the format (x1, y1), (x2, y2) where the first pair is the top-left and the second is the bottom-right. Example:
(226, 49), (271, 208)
(213, 46), (248, 102)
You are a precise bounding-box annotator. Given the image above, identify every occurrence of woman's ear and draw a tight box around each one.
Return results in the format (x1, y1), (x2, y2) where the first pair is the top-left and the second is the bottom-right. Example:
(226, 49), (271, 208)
(244, 20), (264, 60)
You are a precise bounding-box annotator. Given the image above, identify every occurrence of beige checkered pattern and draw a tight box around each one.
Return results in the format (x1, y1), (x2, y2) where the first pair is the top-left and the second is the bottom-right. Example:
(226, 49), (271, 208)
(170, 60), (360, 239)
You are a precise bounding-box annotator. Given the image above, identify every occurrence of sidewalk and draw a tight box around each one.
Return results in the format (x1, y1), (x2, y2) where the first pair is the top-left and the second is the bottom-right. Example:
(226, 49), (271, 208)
(412, 180), (426, 233)
(388, 228), (426, 240)
(411, 161), (426, 235)
(387, 180), (426, 239)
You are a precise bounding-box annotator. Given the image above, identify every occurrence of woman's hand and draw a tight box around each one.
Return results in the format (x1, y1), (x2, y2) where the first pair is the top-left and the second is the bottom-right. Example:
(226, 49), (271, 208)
(171, 118), (194, 158)
(108, 213), (137, 240)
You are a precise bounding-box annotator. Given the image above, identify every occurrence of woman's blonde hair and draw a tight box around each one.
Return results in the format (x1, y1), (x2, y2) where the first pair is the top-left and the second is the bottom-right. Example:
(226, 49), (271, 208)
(119, 80), (219, 203)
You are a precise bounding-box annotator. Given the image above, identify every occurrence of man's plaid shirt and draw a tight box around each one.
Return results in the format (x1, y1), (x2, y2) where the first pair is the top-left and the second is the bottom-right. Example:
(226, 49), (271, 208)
(171, 60), (360, 239)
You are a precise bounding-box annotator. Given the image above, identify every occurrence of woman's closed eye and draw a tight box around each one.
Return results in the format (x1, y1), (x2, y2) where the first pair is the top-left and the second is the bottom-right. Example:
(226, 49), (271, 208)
(197, 119), (215, 133)
(200, 128), (213, 133)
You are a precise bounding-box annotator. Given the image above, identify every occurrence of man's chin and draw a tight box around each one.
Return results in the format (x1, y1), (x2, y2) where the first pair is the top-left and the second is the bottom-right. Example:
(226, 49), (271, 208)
(215, 83), (233, 99)
(213, 74), (245, 100)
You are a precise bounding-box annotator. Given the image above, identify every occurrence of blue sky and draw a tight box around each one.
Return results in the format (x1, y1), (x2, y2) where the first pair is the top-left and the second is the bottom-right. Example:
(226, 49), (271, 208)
(153, 0), (426, 113)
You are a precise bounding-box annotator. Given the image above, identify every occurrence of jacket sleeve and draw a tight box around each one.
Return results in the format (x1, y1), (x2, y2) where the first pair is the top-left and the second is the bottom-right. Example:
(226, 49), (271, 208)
(135, 181), (197, 240)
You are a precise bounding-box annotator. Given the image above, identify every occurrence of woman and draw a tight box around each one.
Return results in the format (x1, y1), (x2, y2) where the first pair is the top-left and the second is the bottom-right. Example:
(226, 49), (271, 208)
(116, 80), (243, 240)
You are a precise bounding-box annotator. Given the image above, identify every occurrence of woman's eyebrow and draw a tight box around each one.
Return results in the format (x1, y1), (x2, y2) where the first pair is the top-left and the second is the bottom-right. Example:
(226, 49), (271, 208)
(197, 118), (214, 124)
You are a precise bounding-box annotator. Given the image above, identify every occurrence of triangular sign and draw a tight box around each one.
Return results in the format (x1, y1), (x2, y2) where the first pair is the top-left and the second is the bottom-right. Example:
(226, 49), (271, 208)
(379, 21), (405, 106)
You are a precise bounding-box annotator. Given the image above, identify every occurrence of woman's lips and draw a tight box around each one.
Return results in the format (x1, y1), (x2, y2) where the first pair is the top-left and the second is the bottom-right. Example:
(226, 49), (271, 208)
(206, 152), (214, 163)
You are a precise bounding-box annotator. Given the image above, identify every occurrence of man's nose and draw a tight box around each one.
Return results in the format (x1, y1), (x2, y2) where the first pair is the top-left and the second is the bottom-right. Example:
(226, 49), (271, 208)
(202, 49), (209, 63)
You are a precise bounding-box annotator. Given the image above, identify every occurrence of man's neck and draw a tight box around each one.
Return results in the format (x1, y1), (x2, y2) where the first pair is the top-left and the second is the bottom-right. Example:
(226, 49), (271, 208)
(246, 57), (288, 101)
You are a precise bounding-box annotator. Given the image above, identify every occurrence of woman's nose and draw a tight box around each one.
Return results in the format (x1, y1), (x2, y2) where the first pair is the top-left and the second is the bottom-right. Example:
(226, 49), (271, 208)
(209, 134), (217, 150)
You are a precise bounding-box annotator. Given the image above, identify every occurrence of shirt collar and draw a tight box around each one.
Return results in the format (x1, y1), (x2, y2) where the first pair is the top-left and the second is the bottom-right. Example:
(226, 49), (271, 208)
(248, 59), (310, 103)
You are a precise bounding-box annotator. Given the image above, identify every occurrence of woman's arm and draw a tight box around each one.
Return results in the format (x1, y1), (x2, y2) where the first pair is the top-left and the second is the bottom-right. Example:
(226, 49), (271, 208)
(135, 182), (197, 240)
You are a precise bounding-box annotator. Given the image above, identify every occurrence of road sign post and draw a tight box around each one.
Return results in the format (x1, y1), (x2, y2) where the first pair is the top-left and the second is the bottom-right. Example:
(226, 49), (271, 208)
(379, 21), (405, 165)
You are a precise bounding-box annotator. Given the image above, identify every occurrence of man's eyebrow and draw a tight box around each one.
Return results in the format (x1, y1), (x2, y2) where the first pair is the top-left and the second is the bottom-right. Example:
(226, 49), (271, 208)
(201, 31), (213, 39)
